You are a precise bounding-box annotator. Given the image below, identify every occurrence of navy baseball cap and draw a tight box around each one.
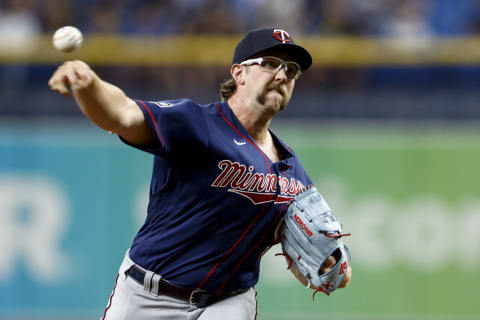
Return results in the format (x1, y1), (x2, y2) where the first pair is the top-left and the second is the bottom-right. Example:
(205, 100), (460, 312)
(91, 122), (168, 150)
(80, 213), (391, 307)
(232, 28), (312, 71)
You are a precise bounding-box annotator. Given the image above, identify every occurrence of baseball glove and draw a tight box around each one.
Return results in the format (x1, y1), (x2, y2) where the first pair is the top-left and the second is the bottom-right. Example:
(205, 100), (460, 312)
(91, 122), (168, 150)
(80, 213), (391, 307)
(281, 185), (351, 297)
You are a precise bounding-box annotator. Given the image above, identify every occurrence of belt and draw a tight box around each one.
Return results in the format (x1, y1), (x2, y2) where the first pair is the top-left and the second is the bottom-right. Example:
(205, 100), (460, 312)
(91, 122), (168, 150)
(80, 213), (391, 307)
(125, 265), (249, 308)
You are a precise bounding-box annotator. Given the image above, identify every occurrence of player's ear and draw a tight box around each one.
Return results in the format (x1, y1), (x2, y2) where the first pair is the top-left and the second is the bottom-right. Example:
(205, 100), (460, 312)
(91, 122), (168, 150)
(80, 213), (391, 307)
(231, 64), (245, 86)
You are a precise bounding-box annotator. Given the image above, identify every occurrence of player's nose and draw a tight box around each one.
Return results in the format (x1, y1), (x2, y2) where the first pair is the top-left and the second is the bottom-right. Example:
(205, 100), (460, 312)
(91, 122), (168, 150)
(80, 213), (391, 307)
(274, 67), (288, 82)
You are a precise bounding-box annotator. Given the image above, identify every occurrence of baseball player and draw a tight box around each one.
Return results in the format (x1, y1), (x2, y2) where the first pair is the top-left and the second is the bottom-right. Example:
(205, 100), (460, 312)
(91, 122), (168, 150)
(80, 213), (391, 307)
(48, 28), (351, 320)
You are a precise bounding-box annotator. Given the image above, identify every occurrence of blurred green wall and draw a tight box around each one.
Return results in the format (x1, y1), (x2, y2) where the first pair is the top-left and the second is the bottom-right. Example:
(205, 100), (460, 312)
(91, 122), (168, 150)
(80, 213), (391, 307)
(0, 121), (478, 320)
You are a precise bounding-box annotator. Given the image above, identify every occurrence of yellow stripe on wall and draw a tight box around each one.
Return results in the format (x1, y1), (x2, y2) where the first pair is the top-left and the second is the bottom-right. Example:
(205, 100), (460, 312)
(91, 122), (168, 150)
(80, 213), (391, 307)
(2, 35), (480, 66)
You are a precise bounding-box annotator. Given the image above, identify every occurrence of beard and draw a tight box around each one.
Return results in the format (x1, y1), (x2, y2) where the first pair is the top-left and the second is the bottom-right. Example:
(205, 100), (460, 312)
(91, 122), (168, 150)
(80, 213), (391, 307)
(256, 83), (289, 112)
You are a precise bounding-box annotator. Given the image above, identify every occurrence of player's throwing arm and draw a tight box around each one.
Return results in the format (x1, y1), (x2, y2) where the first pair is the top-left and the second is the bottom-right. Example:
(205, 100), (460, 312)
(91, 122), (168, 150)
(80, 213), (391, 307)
(48, 60), (155, 145)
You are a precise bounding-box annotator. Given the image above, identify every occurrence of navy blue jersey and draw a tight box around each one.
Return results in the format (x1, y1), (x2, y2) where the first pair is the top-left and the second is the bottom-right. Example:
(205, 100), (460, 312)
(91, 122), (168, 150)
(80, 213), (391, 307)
(120, 99), (313, 295)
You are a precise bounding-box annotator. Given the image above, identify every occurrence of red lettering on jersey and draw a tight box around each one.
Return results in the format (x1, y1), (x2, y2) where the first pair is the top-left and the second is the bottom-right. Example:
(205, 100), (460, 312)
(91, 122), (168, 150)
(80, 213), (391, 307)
(296, 180), (306, 194)
(237, 166), (254, 189)
(211, 160), (304, 205)
(211, 160), (246, 188)
(264, 174), (278, 193)
(247, 173), (265, 191)
(279, 176), (289, 194)
(287, 177), (297, 194)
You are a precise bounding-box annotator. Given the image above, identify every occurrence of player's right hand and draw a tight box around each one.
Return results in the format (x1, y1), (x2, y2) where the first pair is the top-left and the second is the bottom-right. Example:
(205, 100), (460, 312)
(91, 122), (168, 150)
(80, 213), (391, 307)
(48, 60), (96, 98)
(286, 254), (352, 290)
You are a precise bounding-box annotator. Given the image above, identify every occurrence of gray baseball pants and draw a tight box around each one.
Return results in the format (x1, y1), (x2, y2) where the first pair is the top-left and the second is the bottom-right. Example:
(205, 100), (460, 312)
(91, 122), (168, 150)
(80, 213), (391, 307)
(101, 250), (258, 320)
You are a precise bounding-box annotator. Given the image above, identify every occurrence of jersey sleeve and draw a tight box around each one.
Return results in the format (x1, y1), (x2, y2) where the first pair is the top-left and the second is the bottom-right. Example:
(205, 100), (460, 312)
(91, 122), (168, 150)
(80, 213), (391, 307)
(119, 99), (209, 156)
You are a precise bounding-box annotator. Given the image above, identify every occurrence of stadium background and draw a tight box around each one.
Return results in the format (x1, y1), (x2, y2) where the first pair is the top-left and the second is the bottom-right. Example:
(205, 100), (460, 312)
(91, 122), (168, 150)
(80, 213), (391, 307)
(0, 0), (479, 319)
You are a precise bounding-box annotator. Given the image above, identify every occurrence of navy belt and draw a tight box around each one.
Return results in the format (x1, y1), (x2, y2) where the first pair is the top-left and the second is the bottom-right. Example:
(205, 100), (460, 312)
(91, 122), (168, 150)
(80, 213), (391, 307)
(125, 265), (248, 308)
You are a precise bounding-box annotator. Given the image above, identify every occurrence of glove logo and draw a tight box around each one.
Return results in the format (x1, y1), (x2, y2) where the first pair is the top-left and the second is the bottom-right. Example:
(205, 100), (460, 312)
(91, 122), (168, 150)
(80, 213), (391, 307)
(294, 214), (313, 237)
(339, 261), (348, 275)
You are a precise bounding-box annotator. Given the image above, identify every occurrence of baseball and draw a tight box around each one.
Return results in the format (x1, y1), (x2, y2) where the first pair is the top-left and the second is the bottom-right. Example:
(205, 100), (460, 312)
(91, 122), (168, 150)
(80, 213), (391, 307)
(52, 26), (83, 53)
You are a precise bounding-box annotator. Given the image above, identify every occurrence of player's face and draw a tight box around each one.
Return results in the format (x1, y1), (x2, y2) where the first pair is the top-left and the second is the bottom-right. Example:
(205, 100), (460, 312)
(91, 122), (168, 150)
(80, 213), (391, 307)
(242, 51), (297, 114)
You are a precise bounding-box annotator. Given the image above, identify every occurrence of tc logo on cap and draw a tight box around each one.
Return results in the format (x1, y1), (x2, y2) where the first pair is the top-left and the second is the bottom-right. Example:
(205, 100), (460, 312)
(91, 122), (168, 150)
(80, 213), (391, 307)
(273, 29), (291, 43)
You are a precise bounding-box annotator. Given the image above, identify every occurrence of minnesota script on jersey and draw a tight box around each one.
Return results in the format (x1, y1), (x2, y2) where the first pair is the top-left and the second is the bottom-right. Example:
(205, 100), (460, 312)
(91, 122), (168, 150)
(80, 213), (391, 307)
(120, 99), (314, 295)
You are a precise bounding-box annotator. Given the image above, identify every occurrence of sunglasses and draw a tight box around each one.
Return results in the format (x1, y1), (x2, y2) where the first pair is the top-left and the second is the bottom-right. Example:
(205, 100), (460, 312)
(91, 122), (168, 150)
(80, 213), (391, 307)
(240, 56), (301, 80)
